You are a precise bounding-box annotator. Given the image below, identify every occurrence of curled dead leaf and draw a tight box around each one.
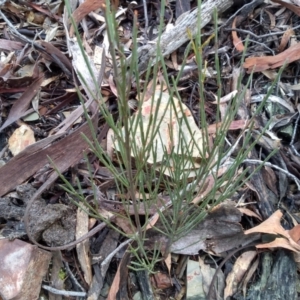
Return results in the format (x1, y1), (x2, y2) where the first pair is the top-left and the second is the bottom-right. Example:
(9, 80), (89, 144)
(243, 43), (300, 73)
(224, 251), (257, 299)
(232, 17), (244, 52)
(245, 210), (300, 252)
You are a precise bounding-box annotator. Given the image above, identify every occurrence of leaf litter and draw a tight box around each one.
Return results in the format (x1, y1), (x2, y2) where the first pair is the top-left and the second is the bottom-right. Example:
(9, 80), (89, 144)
(1, 0), (300, 299)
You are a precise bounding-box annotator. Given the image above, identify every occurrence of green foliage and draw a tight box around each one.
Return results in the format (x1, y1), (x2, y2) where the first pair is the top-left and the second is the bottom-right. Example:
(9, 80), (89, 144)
(59, 0), (278, 272)
(58, 268), (67, 281)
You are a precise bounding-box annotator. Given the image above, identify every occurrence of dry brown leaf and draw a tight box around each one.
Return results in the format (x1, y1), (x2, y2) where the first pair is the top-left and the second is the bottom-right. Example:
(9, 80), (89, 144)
(242, 256), (259, 297)
(289, 224), (300, 243)
(114, 216), (136, 235)
(146, 213), (160, 230)
(8, 125), (35, 156)
(192, 166), (230, 204)
(232, 17), (245, 52)
(243, 42), (300, 73)
(76, 207), (92, 285)
(107, 267), (121, 300)
(71, 0), (105, 36)
(272, 0), (300, 16)
(211, 90), (238, 104)
(0, 39), (23, 51)
(264, 10), (276, 28)
(89, 218), (97, 229)
(3, 1), (26, 18)
(72, 0), (105, 23)
(192, 175), (216, 204)
(26, 11), (46, 25)
(107, 251), (130, 300)
(23, 1), (61, 22)
(198, 256), (225, 298)
(68, 40), (100, 101)
(224, 251), (257, 299)
(211, 91), (239, 122)
(38, 41), (72, 76)
(0, 76), (44, 131)
(49, 97), (94, 135)
(207, 119), (247, 133)
(108, 74), (118, 97)
(106, 128), (115, 159)
(164, 253), (172, 276)
(238, 207), (262, 221)
(261, 69), (278, 80)
(171, 51), (178, 70)
(255, 237), (300, 252)
(245, 210), (300, 252)
(278, 27), (294, 52)
(93, 45), (106, 81)
(171, 201), (248, 255)
(111, 0), (119, 10)
(244, 210), (288, 237)
(261, 166), (278, 196)
(143, 79), (155, 102)
(45, 93), (78, 116)
(151, 272), (172, 289)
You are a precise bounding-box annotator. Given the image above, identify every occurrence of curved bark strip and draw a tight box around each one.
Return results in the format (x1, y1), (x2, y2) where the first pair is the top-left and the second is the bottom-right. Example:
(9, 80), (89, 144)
(128, 0), (233, 73)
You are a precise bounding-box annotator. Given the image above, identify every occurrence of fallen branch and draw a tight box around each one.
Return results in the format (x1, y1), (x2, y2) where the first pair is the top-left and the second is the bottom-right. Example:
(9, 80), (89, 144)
(127, 0), (233, 73)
